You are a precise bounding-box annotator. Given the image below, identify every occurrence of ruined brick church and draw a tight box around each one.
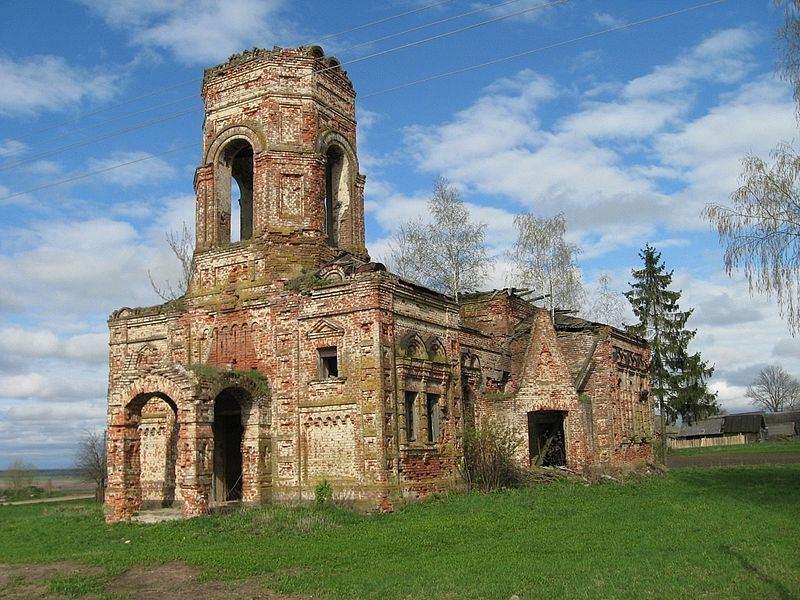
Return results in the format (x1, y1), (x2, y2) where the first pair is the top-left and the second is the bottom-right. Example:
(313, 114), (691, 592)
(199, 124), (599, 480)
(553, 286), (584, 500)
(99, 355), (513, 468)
(105, 46), (653, 521)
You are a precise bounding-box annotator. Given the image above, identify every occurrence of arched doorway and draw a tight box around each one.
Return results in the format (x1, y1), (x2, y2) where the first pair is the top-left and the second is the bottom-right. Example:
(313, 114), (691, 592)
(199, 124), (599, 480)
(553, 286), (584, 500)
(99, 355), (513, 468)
(212, 387), (249, 502)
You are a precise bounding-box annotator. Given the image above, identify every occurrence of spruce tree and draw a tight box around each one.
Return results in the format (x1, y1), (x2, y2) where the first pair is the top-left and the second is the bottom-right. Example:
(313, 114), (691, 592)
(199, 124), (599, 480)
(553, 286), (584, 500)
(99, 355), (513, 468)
(625, 245), (718, 457)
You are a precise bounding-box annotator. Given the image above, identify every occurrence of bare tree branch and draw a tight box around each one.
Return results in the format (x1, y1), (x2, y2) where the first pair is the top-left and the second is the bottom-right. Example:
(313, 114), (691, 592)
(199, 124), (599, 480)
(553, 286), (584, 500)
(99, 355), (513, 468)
(149, 222), (195, 301)
(746, 364), (800, 412)
(75, 429), (107, 492)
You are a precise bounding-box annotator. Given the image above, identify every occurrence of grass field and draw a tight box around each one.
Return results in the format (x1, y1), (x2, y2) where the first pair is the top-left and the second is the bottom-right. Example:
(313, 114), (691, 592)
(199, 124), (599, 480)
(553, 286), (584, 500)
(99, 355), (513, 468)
(669, 438), (800, 457)
(1, 465), (798, 599)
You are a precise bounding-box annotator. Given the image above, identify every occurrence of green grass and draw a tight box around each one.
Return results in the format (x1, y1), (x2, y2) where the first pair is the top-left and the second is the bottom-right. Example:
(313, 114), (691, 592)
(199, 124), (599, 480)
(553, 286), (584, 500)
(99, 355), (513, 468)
(670, 438), (800, 457)
(1, 465), (799, 599)
(0, 485), (67, 502)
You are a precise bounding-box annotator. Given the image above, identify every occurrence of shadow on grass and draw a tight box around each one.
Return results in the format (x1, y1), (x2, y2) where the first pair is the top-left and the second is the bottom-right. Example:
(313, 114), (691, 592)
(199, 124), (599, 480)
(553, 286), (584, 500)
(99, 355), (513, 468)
(671, 465), (800, 508)
(721, 545), (797, 600)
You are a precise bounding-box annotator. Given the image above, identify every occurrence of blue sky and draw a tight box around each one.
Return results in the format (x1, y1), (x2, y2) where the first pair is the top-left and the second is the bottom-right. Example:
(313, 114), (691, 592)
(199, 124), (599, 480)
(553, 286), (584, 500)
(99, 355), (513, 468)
(0, 0), (797, 468)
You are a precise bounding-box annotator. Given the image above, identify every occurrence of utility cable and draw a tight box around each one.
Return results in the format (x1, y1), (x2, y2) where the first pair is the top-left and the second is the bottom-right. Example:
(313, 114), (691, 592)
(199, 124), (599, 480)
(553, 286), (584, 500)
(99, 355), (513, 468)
(0, 0), (729, 203)
(0, 143), (195, 203)
(313, 0), (568, 76)
(362, 0), (729, 98)
(12, 0), (458, 139)
(20, 79), (200, 138)
(301, 0), (457, 46)
(2, 0), (567, 162)
(0, 107), (199, 172)
(21, 94), (200, 150)
(341, 0), (530, 54)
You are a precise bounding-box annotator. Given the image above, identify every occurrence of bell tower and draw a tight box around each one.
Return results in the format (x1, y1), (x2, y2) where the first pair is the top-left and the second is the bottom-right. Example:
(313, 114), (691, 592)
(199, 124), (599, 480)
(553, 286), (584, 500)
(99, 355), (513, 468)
(193, 46), (368, 272)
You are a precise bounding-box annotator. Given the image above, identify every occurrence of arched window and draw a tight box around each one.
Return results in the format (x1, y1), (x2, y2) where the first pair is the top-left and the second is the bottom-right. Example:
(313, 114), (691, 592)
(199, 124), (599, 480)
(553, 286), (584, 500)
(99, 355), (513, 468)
(216, 139), (254, 244)
(324, 145), (350, 246)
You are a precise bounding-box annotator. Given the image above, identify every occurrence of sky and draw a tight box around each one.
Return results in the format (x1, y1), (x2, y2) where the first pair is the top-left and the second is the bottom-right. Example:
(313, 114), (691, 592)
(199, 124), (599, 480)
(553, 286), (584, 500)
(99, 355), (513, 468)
(0, 0), (797, 468)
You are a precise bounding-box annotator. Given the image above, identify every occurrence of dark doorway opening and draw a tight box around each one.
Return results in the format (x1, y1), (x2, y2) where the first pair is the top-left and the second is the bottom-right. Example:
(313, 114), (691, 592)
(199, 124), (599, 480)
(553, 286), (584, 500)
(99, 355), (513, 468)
(528, 410), (567, 467)
(213, 390), (244, 502)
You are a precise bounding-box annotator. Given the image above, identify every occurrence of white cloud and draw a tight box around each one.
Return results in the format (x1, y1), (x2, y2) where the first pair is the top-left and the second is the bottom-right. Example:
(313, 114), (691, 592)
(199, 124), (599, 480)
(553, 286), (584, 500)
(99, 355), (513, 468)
(0, 371), (105, 401)
(655, 75), (795, 201)
(82, 0), (296, 65)
(0, 139), (27, 158)
(0, 327), (108, 363)
(0, 211), (189, 319)
(772, 338), (800, 359)
(0, 54), (120, 116)
(86, 151), (176, 187)
(623, 28), (759, 98)
(400, 27), (795, 258)
(558, 98), (684, 140)
(592, 11), (625, 28)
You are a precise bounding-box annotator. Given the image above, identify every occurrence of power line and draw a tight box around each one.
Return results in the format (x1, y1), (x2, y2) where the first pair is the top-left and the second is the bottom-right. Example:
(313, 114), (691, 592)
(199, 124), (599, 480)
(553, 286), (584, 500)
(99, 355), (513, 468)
(0, 107), (199, 172)
(341, 0), (530, 54)
(5, 0), (567, 163)
(14, 0), (459, 139)
(362, 0), (729, 98)
(0, 144), (195, 203)
(0, 0), (729, 203)
(302, 0), (457, 46)
(22, 78), (199, 138)
(22, 94), (199, 150)
(314, 0), (569, 76)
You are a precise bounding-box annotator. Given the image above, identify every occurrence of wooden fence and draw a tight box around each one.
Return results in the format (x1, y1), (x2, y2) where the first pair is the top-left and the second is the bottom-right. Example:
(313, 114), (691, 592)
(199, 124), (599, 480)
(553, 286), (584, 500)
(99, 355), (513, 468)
(668, 433), (757, 450)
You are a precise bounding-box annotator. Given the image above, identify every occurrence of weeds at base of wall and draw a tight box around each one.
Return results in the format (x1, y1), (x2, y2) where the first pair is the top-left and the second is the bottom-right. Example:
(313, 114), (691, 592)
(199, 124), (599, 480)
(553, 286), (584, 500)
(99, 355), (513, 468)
(314, 480), (333, 505)
(460, 421), (527, 492)
(582, 460), (667, 485)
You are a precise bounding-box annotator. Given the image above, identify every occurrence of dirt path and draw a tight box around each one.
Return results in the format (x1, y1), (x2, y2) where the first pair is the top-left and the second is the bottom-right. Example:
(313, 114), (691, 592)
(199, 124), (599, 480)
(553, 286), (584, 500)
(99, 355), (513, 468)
(0, 494), (93, 507)
(667, 452), (800, 468)
(0, 561), (305, 599)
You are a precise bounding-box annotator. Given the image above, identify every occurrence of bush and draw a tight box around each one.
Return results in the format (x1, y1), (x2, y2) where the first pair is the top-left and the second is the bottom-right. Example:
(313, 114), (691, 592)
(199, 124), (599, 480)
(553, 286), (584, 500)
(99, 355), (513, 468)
(4, 459), (36, 493)
(461, 420), (526, 492)
(315, 479), (333, 505)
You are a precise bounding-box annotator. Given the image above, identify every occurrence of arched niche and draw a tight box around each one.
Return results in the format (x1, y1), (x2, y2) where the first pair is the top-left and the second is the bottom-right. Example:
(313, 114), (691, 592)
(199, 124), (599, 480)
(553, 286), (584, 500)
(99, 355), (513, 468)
(425, 336), (447, 362)
(398, 331), (428, 360)
(124, 392), (180, 510)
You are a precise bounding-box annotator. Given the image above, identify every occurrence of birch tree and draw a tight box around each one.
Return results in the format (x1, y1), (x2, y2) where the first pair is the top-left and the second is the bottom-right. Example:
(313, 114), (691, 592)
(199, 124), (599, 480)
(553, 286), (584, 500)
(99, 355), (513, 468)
(704, 3), (800, 333)
(387, 178), (493, 301)
(508, 212), (584, 311)
(584, 273), (627, 327)
(704, 145), (800, 333)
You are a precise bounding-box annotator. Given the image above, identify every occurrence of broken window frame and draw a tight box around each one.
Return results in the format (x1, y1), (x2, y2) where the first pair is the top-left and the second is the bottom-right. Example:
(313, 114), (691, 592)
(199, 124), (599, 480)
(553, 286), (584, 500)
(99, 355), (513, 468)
(404, 391), (417, 443)
(426, 393), (441, 444)
(318, 346), (339, 379)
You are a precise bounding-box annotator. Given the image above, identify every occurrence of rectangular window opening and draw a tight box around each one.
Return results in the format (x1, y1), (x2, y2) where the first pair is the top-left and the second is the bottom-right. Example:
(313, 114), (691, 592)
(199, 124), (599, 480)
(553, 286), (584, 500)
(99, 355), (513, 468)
(318, 347), (338, 378)
(404, 391), (417, 443)
(427, 393), (441, 443)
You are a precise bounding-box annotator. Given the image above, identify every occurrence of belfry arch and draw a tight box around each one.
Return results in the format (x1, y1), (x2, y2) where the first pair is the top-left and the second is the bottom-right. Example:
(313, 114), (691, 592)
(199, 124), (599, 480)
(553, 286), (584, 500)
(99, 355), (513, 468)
(324, 144), (349, 246)
(215, 138), (254, 244)
(320, 130), (358, 250)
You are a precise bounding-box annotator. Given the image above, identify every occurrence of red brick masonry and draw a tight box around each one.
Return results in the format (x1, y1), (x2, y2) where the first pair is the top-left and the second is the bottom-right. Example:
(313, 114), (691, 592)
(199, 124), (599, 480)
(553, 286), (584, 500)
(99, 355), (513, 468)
(105, 47), (653, 521)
